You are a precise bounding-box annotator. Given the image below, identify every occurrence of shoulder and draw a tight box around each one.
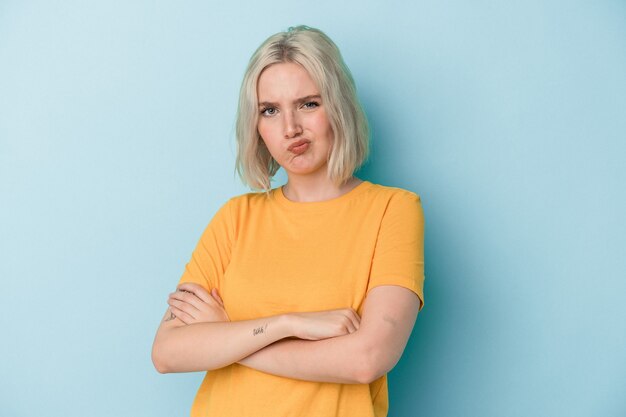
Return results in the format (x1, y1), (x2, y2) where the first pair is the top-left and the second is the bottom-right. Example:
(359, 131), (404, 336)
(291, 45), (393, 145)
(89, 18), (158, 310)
(224, 189), (275, 210)
(216, 190), (279, 222)
(360, 183), (424, 226)
(204, 191), (274, 236)
(363, 182), (422, 206)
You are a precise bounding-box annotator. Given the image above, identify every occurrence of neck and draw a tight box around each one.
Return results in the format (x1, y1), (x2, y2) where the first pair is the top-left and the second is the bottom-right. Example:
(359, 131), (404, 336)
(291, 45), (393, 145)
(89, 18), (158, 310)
(283, 173), (363, 203)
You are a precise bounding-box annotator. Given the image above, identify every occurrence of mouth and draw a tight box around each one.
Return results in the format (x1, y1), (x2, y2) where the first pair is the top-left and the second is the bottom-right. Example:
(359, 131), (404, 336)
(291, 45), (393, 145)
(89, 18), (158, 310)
(288, 139), (311, 155)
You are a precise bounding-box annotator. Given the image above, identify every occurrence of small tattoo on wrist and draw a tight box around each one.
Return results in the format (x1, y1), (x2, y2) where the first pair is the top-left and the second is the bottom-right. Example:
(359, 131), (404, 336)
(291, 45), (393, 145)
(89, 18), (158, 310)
(253, 323), (268, 336)
(165, 312), (176, 322)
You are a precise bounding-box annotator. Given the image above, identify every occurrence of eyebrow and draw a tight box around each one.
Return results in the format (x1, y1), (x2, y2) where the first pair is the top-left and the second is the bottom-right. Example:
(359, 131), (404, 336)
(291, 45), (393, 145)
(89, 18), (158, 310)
(258, 94), (322, 108)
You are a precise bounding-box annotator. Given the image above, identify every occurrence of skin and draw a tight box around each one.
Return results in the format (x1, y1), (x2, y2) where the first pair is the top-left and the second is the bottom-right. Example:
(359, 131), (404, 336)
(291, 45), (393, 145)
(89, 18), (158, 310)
(257, 62), (332, 180)
(257, 61), (362, 202)
(165, 283), (419, 384)
(152, 288), (361, 374)
(151, 62), (420, 383)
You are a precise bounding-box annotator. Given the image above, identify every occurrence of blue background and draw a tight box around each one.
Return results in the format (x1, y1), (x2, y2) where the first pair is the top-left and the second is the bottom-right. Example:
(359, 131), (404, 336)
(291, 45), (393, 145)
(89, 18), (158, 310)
(1, 1), (625, 416)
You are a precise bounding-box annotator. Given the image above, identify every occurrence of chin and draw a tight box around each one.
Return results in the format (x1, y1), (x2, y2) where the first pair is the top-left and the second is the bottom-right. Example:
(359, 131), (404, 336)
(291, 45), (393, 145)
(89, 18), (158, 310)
(286, 168), (327, 178)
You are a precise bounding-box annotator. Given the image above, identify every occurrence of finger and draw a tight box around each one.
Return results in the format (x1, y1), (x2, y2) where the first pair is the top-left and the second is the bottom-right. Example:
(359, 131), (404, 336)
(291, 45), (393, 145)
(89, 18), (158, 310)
(169, 305), (193, 324)
(177, 285), (223, 311)
(211, 288), (224, 306)
(345, 308), (361, 330)
(177, 283), (213, 304)
(348, 309), (361, 332)
(343, 316), (357, 333)
(168, 297), (197, 319)
(169, 291), (206, 312)
(348, 307), (360, 320)
(328, 314), (353, 336)
(337, 319), (353, 336)
(176, 282), (210, 301)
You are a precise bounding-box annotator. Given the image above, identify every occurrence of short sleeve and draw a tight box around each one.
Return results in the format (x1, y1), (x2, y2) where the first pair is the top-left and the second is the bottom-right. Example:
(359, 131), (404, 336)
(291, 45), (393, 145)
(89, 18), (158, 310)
(368, 193), (425, 310)
(177, 199), (235, 292)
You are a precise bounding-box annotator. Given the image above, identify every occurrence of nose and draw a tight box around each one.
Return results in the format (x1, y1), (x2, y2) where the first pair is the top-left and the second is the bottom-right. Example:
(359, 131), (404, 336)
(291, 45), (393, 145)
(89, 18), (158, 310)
(283, 111), (302, 139)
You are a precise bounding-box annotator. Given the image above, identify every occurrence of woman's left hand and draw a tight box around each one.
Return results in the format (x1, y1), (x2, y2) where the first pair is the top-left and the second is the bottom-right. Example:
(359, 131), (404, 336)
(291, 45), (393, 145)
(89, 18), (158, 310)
(167, 282), (229, 325)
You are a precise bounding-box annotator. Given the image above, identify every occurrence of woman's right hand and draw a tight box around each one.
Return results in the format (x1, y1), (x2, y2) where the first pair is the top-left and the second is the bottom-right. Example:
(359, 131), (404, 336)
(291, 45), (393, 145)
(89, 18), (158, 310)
(289, 308), (361, 340)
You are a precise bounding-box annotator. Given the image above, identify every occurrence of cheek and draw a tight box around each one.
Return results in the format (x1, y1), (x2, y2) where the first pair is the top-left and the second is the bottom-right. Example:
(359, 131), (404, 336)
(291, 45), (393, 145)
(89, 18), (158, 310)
(258, 119), (280, 140)
(257, 124), (279, 155)
(257, 125), (271, 147)
(257, 121), (268, 141)
(313, 112), (333, 138)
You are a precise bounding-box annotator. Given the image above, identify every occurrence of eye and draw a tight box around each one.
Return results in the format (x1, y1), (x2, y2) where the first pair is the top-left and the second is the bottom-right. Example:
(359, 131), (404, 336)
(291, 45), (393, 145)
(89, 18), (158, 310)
(302, 101), (320, 110)
(260, 107), (278, 117)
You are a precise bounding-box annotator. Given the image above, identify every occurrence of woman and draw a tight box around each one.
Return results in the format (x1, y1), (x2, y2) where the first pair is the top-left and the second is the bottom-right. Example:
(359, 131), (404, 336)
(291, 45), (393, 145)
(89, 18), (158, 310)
(151, 25), (425, 417)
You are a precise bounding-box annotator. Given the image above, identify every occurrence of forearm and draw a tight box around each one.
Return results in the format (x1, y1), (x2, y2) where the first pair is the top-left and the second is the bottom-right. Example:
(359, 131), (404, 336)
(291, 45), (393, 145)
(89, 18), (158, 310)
(153, 314), (292, 373)
(239, 331), (375, 384)
(239, 287), (420, 384)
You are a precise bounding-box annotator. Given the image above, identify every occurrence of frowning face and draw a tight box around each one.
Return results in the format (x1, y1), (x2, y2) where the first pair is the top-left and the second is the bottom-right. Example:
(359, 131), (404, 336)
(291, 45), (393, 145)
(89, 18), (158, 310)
(256, 62), (334, 180)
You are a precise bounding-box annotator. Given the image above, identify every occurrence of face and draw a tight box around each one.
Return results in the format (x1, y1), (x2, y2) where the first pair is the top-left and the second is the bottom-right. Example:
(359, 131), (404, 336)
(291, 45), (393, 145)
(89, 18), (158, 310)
(256, 62), (333, 179)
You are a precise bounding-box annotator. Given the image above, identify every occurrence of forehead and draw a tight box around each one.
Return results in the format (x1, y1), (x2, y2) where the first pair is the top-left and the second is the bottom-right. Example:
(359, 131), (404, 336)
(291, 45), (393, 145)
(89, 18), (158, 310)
(257, 62), (319, 101)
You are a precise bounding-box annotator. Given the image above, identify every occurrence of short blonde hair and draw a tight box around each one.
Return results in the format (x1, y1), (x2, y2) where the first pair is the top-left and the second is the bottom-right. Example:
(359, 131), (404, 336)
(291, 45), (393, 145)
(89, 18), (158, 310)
(235, 25), (370, 192)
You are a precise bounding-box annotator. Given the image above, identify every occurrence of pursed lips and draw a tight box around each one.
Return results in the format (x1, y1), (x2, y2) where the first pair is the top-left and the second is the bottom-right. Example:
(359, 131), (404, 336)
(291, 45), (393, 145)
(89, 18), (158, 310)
(287, 139), (311, 152)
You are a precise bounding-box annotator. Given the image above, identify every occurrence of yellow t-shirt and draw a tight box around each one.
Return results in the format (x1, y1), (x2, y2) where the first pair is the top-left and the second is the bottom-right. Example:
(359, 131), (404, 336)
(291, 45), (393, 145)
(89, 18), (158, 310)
(178, 180), (425, 417)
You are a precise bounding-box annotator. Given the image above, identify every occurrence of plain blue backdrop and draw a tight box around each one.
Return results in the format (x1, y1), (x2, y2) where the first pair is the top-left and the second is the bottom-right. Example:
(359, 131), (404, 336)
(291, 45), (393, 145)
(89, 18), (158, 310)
(1, 1), (625, 416)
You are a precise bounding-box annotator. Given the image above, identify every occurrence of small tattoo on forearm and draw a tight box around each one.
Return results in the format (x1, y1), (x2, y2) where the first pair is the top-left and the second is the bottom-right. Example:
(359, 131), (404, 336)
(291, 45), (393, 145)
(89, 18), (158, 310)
(253, 323), (268, 336)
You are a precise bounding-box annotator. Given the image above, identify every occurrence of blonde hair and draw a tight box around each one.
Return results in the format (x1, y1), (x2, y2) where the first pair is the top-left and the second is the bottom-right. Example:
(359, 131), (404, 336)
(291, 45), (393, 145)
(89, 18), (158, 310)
(235, 25), (370, 192)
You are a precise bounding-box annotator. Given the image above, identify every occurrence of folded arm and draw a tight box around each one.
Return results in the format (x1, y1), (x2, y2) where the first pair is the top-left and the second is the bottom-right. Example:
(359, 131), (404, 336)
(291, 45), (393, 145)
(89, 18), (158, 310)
(152, 309), (292, 373)
(239, 285), (420, 384)
(151, 284), (360, 374)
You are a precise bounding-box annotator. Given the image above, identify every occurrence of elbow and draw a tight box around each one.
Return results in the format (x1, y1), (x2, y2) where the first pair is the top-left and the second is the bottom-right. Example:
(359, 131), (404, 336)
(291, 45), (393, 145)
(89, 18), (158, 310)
(354, 363), (385, 385)
(152, 339), (173, 374)
(152, 352), (169, 374)
(353, 344), (397, 384)
(353, 367), (378, 385)
(354, 346), (393, 384)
